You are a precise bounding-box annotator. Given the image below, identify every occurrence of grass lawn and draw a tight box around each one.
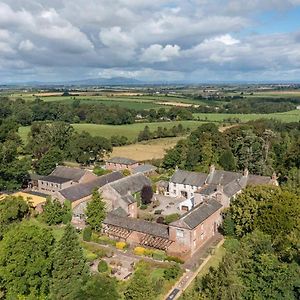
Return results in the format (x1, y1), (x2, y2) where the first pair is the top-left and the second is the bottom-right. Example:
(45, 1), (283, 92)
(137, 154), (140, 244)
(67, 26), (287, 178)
(193, 109), (300, 123)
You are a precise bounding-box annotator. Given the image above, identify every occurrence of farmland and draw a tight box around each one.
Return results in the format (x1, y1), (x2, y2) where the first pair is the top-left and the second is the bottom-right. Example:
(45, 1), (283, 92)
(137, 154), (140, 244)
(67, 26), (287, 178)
(18, 120), (205, 144)
(194, 109), (300, 123)
(111, 137), (183, 161)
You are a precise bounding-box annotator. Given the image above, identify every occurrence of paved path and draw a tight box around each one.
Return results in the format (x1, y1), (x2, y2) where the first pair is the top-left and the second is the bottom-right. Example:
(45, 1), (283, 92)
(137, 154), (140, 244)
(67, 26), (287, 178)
(165, 234), (223, 300)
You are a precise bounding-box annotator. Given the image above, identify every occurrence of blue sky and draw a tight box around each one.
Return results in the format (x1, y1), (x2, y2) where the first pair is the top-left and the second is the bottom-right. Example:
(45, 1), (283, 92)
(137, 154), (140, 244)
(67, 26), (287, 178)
(0, 0), (300, 83)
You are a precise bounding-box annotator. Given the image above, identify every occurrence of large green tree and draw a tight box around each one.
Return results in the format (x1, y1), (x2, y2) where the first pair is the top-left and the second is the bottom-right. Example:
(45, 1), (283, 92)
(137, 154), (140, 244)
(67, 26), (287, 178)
(75, 274), (119, 300)
(51, 224), (89, 300)
(0, 196), (30, 238)
(85, 190), (106, 232)
(0, 223), (55, 298)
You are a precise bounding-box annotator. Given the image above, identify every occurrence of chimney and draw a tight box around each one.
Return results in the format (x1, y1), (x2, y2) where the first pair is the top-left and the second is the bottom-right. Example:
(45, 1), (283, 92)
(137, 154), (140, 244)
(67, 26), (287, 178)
(243, 168), (249, 177)
(217, 184), (223, 193)
(209, 164), (215, 175)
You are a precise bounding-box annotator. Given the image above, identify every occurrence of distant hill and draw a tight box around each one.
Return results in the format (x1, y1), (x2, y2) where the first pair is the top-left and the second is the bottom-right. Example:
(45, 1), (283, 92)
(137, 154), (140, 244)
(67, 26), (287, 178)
(0, 77), (145, 87)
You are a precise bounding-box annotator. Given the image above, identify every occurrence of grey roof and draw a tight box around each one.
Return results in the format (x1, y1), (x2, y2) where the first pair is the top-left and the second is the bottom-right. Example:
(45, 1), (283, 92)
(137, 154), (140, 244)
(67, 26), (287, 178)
(51, 166), (89, 182)
(223, 180), (243, 198)
(247, 174), (271, 186)
(111, 207), (128, 217)
(171, 170), (207, 186)
(59, 172), (123, 202)
(107, 157), (137, 165)
(197, 184), (218, 196)
(26, 191), (49, 198)
(170, 199), (222, 229)
(40, 175), (71, 184)
(30, 174), (43, 181)
(132, 164), (157, 174)
(109, 173), (151, 197)
(121, 194), (136, 204)
(206, 170), (242, 186)
(104, 212), (169, 239)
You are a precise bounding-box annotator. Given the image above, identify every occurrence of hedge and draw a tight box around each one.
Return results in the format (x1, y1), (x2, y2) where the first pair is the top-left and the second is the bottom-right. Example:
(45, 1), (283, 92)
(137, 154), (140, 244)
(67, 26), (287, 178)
(116, 241), (127, 250)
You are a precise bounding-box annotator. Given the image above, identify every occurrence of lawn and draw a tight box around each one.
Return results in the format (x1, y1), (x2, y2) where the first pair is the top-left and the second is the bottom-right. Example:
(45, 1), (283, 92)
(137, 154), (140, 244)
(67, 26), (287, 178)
(193, 109), (300, 123)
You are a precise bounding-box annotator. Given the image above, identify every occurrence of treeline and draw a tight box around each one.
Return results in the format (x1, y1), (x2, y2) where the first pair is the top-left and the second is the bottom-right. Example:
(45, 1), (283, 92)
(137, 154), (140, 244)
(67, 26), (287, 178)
(182, 185), (300, 299)
(138, 124), (189, 142)
(0, 97), (194, 127)
(193, 97), (299, 114)
(163, 120), (300, 185)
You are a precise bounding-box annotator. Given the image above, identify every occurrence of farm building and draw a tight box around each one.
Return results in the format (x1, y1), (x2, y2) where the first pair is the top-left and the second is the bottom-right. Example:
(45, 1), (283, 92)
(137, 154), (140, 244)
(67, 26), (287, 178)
(106, 157), (139, 171)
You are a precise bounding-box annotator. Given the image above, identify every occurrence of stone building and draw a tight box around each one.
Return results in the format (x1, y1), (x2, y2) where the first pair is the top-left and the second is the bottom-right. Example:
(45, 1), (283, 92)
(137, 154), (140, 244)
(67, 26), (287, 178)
(106, 157), (139, 171)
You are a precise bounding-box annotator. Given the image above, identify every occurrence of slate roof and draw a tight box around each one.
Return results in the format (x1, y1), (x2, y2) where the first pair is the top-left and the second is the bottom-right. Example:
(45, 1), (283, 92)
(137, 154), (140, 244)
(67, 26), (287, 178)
(40, 175), (71, 184)
(171, 170), (207, 187)
(132, 164), (157, 174)
(51, 166), (89, 182)
(247, 174), (271, 186)
(109, 173), (151, 197)
(197, 184), (217, 196)
(104, 212), (169, 239)
(206, 170), (242, 186)
(107, 157), (137, 165)
(59, 172), (123, 202)
(170, 199), (222, 229)
(223, 180), (243, 198)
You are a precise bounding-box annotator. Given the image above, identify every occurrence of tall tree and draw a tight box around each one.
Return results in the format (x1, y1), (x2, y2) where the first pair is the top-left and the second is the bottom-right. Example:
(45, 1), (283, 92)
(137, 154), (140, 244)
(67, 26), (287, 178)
(75, 274), (119, 300)
(0, 196), (30, 238)
(51, 224), (89, 300)
(0, 224), (55, 298)
(85, 190), (106, 232)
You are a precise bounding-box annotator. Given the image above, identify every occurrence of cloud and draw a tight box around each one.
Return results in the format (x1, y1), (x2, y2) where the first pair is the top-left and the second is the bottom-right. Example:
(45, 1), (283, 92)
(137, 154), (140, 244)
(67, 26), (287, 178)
(140, 44), (180, 63)
(0, 0), (299, 82)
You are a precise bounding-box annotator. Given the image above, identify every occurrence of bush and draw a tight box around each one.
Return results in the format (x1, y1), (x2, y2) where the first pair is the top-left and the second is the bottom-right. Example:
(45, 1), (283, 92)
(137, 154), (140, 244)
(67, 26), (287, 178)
(154, 209), (163, 214)
(83, 226), (92, 242)
(98, 260), (108, 273)
(134, 246), (146, 256)
(164, 213), (180, 225)
(152, 249), (167, 261)
(116, 241), (127, 250)
(165, 256), (184, 264)
(93, 166), (110, 176)
(98, 235), (116, 246)
(122, 169), (131, 176)
(163, 264), (181, 280)
(140, 204), (148, 210)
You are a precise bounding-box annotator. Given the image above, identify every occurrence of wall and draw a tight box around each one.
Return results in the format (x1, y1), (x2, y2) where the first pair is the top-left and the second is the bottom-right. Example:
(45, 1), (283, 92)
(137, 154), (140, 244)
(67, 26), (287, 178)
(106, 162), (139, 171)
(168, 182), (199, 199)
(37, 180), (73, 195)
(169, 208), (222, 255)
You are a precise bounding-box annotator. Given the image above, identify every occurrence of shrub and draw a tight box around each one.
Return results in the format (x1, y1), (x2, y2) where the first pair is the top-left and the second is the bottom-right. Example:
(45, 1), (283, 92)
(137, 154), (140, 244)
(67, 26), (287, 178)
(164, 213), (180, 225)
(154, 209), (163, 215)
(122, 169), (131, 176)
(116, 241), (127, 250)
(98, 235), (116, 246)
(165, 256), (184, 264)
(98, 260), (108, 273)
(163, 264), (181, 280)
(134, 246), (146, 256)
(83, 226), (92, 242)
(156, 216), (165, 224)
(140, 204), (148, 210)
(152, 249), (167, 261)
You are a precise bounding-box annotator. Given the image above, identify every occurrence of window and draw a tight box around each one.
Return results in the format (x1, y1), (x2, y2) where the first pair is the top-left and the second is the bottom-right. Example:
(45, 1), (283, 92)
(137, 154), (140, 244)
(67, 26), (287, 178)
(183, 184), (186, 188)
(201, 232), (204, 240)
(173, 183), (177, 187)
(173, 190), (176, 194)
(176, 229), (184, 238)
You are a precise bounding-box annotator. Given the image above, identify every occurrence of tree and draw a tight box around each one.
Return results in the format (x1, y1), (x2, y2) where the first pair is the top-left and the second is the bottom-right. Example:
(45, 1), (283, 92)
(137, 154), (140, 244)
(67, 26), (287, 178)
(35, 148), (63, 175)
(75, 274), (119, 300)
(0, 196), (30, 238)
(141, 185), (153, 205)
(219, 149), (236, 171)
(0, 224), (55, 298)
(85, 190), (106, 232)
(51, 224), (89, 300)
(124, 266), (156, 300)
(42, 199), (71, 225)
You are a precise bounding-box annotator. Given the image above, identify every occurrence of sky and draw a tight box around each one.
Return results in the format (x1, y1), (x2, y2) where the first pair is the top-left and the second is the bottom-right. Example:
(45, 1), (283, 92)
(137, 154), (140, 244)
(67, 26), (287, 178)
(0, 0), (300, 83)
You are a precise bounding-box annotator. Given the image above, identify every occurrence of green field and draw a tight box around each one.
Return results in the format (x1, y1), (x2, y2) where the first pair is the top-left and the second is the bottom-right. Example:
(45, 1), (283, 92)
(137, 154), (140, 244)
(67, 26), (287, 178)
(193, 110), (300, 123)
(18, 120), (205, 144)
